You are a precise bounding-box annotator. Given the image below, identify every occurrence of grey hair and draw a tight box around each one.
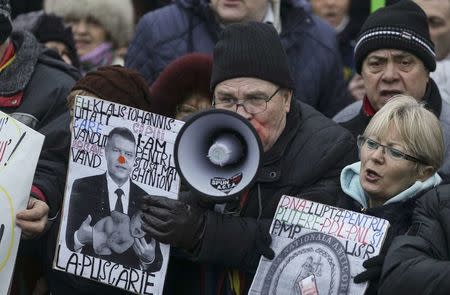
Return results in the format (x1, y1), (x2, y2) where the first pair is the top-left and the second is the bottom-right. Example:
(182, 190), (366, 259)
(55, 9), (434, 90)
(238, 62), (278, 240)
(44, 0), (134, 48)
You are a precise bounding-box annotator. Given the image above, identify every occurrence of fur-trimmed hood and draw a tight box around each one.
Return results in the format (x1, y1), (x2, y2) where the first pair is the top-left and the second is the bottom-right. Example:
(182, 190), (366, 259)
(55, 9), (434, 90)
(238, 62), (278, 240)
(44, 0), (134, 48)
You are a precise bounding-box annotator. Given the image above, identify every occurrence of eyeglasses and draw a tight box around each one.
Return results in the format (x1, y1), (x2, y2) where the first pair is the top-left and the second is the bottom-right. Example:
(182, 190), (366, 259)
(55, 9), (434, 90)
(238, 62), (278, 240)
(357, 135), (428, 165)
(212, 87), (281, 115)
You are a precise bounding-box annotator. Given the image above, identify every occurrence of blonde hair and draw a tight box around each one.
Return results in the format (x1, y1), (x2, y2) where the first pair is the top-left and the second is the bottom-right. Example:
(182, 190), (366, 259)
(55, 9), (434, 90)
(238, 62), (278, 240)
(363, 95), (444, 172)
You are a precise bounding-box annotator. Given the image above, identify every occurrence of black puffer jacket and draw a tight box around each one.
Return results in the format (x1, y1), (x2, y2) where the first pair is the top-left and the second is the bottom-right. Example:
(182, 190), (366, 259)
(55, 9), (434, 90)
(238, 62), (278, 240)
(164, 99), (358, 294)
(379, 184), (450, 295)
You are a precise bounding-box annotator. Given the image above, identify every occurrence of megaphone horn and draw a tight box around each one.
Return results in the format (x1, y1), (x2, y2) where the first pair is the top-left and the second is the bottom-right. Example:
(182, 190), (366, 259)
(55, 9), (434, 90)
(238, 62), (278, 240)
(174, 109), (262, 202)
(207, 131), (245, 166)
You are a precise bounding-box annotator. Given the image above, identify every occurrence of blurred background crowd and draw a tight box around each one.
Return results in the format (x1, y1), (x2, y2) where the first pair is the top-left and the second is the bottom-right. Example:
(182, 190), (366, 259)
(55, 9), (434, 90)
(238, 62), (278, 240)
(3, 0), (450, 294)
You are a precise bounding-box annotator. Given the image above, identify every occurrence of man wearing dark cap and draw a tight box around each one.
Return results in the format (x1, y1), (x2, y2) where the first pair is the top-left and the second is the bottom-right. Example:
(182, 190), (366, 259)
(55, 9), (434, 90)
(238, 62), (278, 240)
(141, 22), (356, 294)
(1, 1), (79, 292)
(333, 0), (450, 181)
(0, 0), (79, 238)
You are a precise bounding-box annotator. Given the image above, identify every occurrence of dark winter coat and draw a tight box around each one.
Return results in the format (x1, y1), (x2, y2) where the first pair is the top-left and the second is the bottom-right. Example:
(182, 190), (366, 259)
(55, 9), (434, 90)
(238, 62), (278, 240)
(125, 0), (352, 117)
(378, 184), (450, 295)
(164, 99), (357, 294)
(340, 193), (425, 295)
(0, 30), (80, 219)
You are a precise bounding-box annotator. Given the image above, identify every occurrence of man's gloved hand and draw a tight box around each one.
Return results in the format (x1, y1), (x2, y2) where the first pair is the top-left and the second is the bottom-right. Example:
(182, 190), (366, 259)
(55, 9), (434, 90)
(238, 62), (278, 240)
(354, 254), (385, 284)
(141, 195), (206, 251)
(256, 220), (275, 260)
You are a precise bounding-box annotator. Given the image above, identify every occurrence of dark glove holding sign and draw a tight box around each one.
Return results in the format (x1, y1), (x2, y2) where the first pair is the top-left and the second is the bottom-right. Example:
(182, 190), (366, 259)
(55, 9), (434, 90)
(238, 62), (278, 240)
(256, 219), (275, 260)
(354, 254), (385, 283)
(141, 195), (206, 251)
(141, 195), (275, 261)
(354, 254), (385, 295)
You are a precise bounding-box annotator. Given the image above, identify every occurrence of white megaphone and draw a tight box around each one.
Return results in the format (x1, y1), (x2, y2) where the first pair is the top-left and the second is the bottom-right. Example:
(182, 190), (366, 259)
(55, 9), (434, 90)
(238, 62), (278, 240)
(174, 109), (262, 202)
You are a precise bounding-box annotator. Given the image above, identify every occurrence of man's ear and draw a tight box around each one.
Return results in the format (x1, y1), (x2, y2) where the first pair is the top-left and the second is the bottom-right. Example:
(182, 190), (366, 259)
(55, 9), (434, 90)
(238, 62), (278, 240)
(283, 89), (292, 113)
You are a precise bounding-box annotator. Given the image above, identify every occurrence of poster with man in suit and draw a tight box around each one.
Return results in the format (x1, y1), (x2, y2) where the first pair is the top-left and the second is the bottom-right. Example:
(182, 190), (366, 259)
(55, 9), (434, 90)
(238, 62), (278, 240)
(54, 95), (184, 295)
(66, 127), (163, 271)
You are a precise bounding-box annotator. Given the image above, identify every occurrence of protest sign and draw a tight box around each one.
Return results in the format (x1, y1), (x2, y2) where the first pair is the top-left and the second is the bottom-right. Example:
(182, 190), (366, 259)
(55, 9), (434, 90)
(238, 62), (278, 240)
(54, 96), (183, 294)
(250, 195), (390, 295)
(0, 112), (45, 294)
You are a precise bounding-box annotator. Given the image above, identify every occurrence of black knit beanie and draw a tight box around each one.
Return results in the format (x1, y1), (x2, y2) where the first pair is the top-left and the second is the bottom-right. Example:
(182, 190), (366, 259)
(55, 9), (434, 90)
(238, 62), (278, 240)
(354, 0), (436, 73)
(34, 14), (80, 69)
(210, 22), (295, 91)
(0, 0), (11, 44)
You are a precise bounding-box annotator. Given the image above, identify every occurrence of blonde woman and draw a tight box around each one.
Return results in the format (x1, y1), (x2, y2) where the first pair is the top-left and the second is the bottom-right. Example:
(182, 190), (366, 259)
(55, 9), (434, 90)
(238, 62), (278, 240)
(339, 95), (444, 294)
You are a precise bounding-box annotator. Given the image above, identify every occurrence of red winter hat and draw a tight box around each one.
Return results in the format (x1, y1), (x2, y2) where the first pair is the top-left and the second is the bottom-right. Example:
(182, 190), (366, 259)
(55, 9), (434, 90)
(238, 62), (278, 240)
(150, 53), (213, 118)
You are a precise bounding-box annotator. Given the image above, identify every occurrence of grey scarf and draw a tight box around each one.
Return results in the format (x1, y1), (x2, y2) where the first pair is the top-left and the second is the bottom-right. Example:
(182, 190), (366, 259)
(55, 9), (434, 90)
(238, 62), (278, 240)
(0, 30), (41, 96)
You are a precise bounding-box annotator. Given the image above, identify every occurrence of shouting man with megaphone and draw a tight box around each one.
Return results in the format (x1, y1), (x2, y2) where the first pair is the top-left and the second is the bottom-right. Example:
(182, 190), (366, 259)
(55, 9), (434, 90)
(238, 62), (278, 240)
(141, 22), (357, 295)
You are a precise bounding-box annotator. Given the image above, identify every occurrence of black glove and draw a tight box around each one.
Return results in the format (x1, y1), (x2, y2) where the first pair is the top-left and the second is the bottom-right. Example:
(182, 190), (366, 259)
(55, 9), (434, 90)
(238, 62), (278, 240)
(256, 220), (275, 260)
(141, 195), (206, 251)
(354, 254), (385, 284)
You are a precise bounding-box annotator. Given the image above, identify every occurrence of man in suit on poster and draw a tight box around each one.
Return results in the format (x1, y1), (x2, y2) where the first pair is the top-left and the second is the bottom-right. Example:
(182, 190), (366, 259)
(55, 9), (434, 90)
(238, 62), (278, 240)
(66, 127), (162, 271)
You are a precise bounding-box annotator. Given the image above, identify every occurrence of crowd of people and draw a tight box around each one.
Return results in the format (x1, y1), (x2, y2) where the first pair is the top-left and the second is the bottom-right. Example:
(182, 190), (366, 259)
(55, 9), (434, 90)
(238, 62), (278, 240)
(1, 0), (450, 294)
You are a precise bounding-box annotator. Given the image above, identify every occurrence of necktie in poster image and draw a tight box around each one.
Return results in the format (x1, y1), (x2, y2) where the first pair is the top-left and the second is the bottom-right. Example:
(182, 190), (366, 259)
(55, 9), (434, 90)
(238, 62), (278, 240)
(54, 95), (184, 295)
